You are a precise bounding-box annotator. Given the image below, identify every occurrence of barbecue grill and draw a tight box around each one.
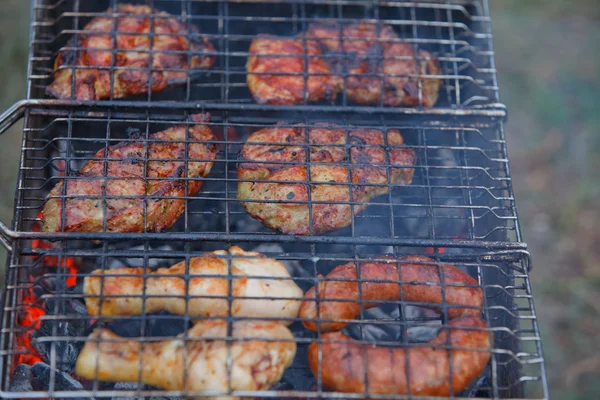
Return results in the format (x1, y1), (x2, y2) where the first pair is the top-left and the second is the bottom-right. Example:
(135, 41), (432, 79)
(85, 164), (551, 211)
(0, 1), (548, 399)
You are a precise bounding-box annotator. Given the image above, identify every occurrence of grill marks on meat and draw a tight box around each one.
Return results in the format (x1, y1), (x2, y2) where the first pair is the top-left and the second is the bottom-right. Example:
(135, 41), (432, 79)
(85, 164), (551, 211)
(46, 4), (215, 100)
(84, 246), (303, 324)
(300, 255), (484, 332)
(246, 34), (341, 105)
(42, 113), (217, 234)
(237, 123), (416, 235)
(306, 20), (442, 107)
(308, 316), (491, 396)
(76, 320), (296, 394)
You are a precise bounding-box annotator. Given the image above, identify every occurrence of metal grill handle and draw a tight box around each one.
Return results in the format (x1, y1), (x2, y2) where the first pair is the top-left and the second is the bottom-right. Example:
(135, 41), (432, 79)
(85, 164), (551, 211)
(0, 101), (28, 252)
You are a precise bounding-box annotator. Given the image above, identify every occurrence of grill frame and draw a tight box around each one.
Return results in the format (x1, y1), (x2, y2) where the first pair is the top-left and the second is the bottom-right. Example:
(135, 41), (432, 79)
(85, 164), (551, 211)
(0, 0), (549, 399)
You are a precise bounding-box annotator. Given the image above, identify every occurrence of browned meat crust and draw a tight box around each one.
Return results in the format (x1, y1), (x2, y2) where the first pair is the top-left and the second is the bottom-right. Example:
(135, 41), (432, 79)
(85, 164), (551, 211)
(76, 320), (296, 393)
(84, 246), (303, 323)
(308, 316), (491, 396)
(236, 123), (416, 235)
(42, 113), (217, 233)
(306, 20), (442, 107)
(46, 4), (215, 100)
(246, 34), (341, 105)
(300, 255), (484, 332)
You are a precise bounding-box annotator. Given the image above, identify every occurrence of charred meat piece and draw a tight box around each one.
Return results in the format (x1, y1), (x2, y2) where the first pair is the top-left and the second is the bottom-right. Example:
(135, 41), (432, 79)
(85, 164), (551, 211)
(76, 320), (296, 394)
(46, 4), (215, 100)
(309, 316), (491, 396)
(84, 246), (303, 324)
(237, 123), (416, 235)
(42, 113), (217, 233)
(306, 20), (442, 107)
(300, 255), (484, 332)
(246, 34), (341, 105)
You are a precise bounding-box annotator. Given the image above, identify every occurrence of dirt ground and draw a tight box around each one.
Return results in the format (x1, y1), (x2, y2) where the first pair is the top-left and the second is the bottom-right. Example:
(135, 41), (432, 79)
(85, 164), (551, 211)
(0, 1), (598, 398)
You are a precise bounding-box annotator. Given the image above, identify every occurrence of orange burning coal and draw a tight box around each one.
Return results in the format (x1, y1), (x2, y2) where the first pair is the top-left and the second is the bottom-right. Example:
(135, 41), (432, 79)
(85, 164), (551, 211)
(16, 212), (78, 366)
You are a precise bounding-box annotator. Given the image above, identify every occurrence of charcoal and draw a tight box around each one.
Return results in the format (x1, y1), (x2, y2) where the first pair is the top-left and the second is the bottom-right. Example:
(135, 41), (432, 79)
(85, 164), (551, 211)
(9, 364), (33, 393)
(31, 297), (90, 372)
(29, 362), (93, 400)
(106, 311), (190, 338)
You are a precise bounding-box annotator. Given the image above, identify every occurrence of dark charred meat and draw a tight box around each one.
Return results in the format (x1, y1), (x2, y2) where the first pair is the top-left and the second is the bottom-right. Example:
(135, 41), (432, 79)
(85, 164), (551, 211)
(46, 4), (215, 100)
(246, 34), (341, 105)
(306, 20), (442, 107)
(42, 113), (217, 233)
(237, 123), (416, 235)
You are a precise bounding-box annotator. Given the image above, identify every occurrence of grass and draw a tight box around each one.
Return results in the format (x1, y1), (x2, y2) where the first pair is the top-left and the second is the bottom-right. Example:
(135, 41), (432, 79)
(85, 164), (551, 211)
(490, 0), (600, 397)
(0, 0), (599, 398)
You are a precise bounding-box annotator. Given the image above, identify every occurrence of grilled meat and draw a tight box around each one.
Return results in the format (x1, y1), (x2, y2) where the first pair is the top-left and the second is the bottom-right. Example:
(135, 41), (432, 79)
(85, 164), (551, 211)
(46, 4), (215, 100)
(84, 246), (303, 324)
(300, 255), (484, 332)
(42, 113), (217, 233)
(76, 320), (296, 397)
(306, 20), (442, 107)
(237, 123), (416, 235)
(246, 34), (341, 105)
(308, 316), (491, 396)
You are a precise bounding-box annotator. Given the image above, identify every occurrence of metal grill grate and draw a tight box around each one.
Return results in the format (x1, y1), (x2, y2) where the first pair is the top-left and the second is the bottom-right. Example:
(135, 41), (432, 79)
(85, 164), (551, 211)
(27, 0), (503, 113)
(0, 0), (549, 399)
(1, 239), (546, 399)
(10, 106), (518, 242)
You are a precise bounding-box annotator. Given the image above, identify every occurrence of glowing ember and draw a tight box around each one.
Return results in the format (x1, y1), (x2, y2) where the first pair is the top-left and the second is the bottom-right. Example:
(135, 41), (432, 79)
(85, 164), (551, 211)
(424, 247), (445, 254)
(16, 291), (44, 365)
(16, 212), (79, 366)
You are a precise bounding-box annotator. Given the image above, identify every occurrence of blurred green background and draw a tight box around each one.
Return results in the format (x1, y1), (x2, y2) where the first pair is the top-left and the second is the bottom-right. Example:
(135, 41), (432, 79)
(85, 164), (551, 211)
(0, 0), (598, 398)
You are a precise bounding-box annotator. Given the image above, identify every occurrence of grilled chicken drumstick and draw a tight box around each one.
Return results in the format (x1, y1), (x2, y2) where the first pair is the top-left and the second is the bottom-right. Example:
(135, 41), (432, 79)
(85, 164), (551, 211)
(42, 113), (217, 233)
(84, 246), (303, 324)
(47, 4), (215, 100)
(246, 34), (341, 105)
(306, 20), (442, 107)
(302, 254), (491, 396)
(76, 320), (296, 398)
(237, 123), (416, 235)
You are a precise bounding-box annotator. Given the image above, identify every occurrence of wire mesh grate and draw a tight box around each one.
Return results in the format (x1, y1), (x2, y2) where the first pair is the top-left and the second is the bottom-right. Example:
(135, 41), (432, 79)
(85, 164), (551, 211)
(27, 0), (501, 112)
(12, 106), (518, 242)
(0, 239), (546, 399)
(0, 0), (549, 398)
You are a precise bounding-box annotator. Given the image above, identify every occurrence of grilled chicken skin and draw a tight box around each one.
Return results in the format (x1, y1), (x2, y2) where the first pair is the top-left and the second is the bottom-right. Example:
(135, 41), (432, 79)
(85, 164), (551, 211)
(42, 113), (217, 234)
(306, 21), (442, 107)
(76, 320), (296, 399)
(237, 123), (416, 235)
(84, 246), (303, 324)
(46, 4), (215, 100)
(246, 34), (341, 105)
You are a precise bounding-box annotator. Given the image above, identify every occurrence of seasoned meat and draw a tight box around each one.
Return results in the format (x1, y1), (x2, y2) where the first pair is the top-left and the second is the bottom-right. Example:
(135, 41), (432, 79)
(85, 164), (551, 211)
(306, 20), (442, 107)
(84, 246), (303, 324)
(46, 4), (215, 100)
(308, 316), (491, 396)
(42, 113), (217, 233)
(300, 255), (484, 332)
(246, 34), (341, 105)
(237, 123), (416, 235)
(76, 320), (296, 396)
